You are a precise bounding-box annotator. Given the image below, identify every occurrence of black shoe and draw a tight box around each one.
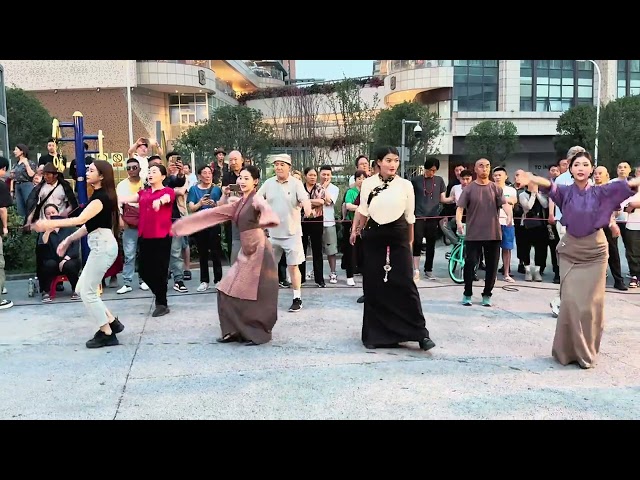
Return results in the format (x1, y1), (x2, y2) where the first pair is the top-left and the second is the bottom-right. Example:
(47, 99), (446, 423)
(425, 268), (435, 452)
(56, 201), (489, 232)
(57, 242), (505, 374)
(109, 317), (124, 334)
(553, 274), (560, 284)
(418, 337), (436, 351)
(614, 281), (629, 291)
(289, 298), (302, 312)
(279, 280), (291, 288)
(356, 295), (365, 304)
(498, 266), (504, 275)
(86, 330), (119, 349)
(518, 264), (526, 274)
(152, 305), (170, 317)
(474, 274), (480, 281)
(316, 282), (326, 288)
(173, 281), (188, 293)
(183, 270), (192, 281)
(217, 333), (241, 343)
(364, 343), (400, 349)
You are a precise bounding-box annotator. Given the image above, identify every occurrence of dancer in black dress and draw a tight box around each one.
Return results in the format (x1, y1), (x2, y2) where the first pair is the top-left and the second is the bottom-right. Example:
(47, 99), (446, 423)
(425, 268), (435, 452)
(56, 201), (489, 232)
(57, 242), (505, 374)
(349, 147), (436, 351)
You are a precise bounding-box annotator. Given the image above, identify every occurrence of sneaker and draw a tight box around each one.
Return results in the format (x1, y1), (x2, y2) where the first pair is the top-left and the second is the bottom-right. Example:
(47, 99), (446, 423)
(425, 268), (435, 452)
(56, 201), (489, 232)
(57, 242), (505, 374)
(482, 295), (492, 307)
(70, 293), (80, 301)
(424, 271), (436, 280)
(0, 299), (13, 310)
(316, 282), (326, 288)
(183, 270), (192, 281)
(139, 282), (149, 291)
(356, 295), (365, 304)
(329, 273), (337, 284)
(1, 286), (6, 294)
(173, 281), (188, 293)
(279, 280), (291, 288)
(550, 296), (561, 317)
(418, 337), (436, 351)
(197, 282), (209, 292)
(289, 297), (302, 312)
(117, 285), (132, 294)
(152, 305), (170, 317)
(462, 295), (472, 306)
(41, 293), (52, 303)
(86, 330), (119, 349)
(346, 277), (355, 286)
(630, 276), (638, 288)
(306, 272), (313, 280)
(109, 317), (125, 334)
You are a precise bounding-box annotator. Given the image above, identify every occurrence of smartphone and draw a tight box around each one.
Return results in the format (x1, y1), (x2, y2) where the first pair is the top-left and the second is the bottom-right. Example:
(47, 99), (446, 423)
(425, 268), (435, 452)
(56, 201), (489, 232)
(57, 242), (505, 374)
(229, 184), (241, 192)
(202, 193), (210, 200)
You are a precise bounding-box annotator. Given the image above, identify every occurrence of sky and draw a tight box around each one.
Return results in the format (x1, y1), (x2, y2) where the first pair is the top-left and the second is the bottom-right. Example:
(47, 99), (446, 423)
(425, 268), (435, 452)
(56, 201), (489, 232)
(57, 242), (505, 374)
(295, 60), (374, 82)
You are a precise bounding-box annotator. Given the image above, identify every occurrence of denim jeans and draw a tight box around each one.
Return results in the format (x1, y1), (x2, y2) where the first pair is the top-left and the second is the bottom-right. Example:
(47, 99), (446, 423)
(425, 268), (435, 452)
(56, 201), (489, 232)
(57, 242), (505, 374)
(121, 227), (138, 286)
(14, 182), (34, 218)
(169, 234), (184, 282)
(76, 228), (118, 328)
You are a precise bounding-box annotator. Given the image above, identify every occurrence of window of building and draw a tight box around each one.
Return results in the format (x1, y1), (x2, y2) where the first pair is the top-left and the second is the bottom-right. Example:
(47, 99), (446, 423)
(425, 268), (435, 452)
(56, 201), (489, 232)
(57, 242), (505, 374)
(453, 60), (499, 112)
(520, 60), (593, 112)
(168, 93), (208, 125)
(617, 60), (640, 98)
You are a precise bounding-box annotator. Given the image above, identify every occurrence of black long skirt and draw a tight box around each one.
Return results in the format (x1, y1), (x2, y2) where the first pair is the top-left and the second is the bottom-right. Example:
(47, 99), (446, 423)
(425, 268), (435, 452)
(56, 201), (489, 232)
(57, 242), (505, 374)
(361, 217), (430, 345)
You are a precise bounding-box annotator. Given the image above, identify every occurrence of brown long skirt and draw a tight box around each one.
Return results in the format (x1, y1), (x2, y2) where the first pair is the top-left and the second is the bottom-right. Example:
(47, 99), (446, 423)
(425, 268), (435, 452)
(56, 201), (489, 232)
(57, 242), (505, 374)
(552, 229), (608, 369)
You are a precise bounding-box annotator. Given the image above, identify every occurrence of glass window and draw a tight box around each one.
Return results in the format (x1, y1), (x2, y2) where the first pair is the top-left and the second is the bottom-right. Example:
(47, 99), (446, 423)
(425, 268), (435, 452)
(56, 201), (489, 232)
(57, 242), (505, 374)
(453, 61), (499, 112)
(618, 60), (640, 97)
(522, 60), (593, 111)
(168, 92), (209, 125)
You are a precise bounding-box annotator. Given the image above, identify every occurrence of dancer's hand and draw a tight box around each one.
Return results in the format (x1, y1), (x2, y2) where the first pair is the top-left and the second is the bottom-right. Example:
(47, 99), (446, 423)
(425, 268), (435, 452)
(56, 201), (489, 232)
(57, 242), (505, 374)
(57, 238), (69, 257)
(33, 219), (53, 232)
(152, 199), (162, 211)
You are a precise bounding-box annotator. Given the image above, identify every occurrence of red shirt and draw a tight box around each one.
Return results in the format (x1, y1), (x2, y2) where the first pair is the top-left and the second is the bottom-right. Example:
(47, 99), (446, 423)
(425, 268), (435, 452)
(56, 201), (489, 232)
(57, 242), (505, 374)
(137, 187), (176, 239)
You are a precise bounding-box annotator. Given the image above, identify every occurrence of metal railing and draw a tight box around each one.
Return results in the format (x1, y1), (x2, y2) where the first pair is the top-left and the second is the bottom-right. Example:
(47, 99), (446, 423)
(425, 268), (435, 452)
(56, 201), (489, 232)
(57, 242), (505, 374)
(387, 60), (452, 74)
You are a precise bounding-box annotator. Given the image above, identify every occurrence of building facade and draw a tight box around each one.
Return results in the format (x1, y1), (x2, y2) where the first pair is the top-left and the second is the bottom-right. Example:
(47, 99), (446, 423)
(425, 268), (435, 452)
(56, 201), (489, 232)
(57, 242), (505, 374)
(0, 60), (293, 157)
(378, 60), (631, 179)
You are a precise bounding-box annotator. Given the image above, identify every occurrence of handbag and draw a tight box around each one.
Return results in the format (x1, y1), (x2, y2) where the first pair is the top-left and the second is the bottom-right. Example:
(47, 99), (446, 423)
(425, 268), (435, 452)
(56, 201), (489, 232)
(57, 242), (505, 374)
(122, 203), (140, 227)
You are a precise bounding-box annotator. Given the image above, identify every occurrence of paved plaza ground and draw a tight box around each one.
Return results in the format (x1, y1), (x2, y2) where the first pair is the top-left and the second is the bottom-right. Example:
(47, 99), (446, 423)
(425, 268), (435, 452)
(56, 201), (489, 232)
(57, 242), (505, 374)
(1, 244), (639, 420)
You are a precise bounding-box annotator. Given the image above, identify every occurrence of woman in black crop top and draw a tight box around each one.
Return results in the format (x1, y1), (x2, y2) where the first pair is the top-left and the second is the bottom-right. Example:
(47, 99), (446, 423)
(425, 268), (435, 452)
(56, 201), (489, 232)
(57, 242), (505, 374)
(34, 160), (126, 349)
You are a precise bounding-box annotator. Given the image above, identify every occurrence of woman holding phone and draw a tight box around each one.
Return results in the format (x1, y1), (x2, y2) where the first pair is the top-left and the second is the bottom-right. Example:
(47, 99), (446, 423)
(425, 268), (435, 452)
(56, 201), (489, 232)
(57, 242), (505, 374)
(187, 165), (223, 291)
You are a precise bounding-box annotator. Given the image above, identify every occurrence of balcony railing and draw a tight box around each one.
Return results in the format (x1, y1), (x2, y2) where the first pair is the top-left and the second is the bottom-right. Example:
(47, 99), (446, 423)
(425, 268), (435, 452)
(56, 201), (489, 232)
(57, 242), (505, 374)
(138, 60), (213, 70)
(387, 60), (452, 74)
(215, 78), (236, 98)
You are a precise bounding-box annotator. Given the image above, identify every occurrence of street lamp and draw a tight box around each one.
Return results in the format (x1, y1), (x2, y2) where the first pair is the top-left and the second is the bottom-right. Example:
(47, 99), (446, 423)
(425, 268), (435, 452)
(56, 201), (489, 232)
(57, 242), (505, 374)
(577, 60), (601, 165)
(401, 119), (422, 178)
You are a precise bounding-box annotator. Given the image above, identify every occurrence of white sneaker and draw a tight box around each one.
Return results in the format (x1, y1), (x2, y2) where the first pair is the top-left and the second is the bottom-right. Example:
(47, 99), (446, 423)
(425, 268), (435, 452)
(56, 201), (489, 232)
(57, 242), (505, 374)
(329, 273), (337, 284)
(0, 299), (13, 309)
(197, 282), (209, 292)
(117, 285), (132, 294)
(139, 282), (149, 291)
(346, 277), (355, 286)
(2, 286), (6, 294)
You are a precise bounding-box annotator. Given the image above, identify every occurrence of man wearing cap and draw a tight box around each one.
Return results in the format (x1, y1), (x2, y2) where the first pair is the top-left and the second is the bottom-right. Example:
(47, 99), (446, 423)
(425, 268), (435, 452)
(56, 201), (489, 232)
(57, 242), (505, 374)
(30, 162), (78, 221)
(211, 147), (228, 185)
(256, 154), (313, 312)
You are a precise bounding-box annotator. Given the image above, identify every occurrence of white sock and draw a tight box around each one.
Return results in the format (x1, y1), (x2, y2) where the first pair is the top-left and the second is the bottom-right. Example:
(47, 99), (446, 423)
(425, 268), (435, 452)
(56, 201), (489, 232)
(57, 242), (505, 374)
(293, 289), (301, 299)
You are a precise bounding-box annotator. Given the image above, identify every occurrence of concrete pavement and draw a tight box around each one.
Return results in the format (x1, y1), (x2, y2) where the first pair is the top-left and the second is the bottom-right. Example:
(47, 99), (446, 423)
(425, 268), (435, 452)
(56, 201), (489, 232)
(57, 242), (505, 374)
(1, 244), (639, 420)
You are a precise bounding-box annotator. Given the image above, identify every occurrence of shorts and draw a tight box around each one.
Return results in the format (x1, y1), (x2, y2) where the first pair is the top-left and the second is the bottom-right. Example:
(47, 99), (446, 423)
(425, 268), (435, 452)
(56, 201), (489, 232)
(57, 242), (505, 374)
(322, 226), (338, 256)
(270, 235), (305, 266)
(501, 225), (515, 250)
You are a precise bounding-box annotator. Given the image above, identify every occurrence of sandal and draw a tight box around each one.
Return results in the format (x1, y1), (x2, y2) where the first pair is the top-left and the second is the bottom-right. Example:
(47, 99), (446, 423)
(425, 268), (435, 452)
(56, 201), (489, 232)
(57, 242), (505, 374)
(216, 333), (241, 343)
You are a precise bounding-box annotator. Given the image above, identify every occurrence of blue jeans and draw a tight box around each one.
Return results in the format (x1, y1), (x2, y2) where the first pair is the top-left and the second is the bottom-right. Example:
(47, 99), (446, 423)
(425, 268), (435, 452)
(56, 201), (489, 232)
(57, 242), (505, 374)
(121, 227), (138, 286)
(169, 234), (184, 282)
(14, 182), (34, 218)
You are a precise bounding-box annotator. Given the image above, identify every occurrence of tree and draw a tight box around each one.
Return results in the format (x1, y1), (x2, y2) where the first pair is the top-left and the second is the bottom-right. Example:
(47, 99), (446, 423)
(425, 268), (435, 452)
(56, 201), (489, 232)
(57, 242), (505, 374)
(6, 87), (52, 156)
(371, 101), (442, 163)
(598, 95), (640, 170)
(553, 104), (596, 157)
(326, 78), (380, 167)
(464, 120), (519, 165)
(173, 105), (275, 169)
(270, 88), (332, 171)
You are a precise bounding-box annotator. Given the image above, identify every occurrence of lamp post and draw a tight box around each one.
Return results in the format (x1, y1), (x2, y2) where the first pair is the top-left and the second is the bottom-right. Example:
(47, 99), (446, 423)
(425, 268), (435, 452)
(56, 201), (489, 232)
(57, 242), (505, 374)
(401, 119), (422, 178)
(577, 60), (601, 165)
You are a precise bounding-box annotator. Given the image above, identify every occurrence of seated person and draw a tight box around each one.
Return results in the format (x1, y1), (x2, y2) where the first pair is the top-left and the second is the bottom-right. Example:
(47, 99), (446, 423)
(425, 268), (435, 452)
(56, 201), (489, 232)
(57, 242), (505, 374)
(38, 203), (81, 302)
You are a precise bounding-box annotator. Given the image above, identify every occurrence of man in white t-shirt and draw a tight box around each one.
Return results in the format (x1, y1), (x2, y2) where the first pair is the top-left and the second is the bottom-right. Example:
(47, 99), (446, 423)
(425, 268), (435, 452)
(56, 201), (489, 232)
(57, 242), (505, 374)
(492, 166), (518, 282)
(318, 165), (340, 284)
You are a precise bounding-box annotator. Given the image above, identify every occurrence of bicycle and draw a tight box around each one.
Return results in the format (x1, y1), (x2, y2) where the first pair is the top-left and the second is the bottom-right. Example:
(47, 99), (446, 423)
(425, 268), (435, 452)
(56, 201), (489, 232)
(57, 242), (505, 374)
(445, 226), (479, 284)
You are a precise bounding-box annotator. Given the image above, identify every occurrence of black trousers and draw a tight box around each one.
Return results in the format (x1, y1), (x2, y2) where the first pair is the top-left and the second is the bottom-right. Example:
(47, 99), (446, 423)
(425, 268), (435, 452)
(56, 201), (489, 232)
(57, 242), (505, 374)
(278, 253), (288, 283)
(524, 225), (549, 268)
(41, 258), (81, 292)
(548, 224), (559, 274)
(464, 240), (501, 297)
(342, 221), (362, 278)
(195, 226), (223, 284)
(222, 221), (232, 263)
(603, 226), (625, 284)
(413, 218), (439, 272)
(138, 236), (172, 307)
(300, 219), (324, 284)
